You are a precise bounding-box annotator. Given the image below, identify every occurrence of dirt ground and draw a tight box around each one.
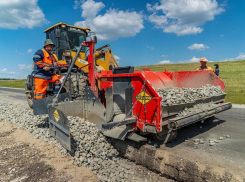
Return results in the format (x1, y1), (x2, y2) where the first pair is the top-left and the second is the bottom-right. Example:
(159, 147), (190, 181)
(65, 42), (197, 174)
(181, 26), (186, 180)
(0, 121), (99, 182)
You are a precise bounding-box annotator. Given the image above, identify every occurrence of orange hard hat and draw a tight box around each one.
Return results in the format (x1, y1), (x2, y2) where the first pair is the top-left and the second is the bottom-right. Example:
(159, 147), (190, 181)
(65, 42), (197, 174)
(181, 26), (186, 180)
(199, 57), (208, 62)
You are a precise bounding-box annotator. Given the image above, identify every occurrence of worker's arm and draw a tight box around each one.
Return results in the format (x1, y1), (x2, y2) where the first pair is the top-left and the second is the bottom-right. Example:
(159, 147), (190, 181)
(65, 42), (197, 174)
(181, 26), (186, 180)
(33, 49), (52, 71)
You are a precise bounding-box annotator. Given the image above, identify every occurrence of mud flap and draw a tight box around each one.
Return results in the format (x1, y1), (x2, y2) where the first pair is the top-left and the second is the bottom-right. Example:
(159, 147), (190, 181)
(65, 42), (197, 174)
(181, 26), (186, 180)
(33, 92), (70, 115)
(48, 105), (71, 151)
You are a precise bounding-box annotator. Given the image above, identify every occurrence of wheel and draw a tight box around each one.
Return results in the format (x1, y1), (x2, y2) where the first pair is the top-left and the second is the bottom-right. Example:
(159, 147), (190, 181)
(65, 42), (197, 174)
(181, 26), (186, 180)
(26, 94), (33, 109)
(25, 83), (33, 109)
(64, 75), (87, 99)
(203, 116), (215, 124)
(152, 129), (177, 143)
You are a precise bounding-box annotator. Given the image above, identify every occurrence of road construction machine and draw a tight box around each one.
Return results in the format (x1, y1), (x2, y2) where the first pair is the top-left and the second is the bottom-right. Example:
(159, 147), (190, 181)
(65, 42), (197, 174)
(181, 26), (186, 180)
(25, 23), (119, 109)
(40, 36), (232, 151)
(43, 23), (118, 71)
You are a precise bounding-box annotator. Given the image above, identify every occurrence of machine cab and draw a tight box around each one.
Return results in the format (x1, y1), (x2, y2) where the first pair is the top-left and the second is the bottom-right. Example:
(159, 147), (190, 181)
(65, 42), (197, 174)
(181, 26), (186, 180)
(44, 22), (90, 63)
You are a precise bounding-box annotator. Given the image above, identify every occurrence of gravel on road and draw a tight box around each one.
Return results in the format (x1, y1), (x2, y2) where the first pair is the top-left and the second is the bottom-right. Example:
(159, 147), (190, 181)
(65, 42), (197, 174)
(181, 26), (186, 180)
(0, 100), (174, 182)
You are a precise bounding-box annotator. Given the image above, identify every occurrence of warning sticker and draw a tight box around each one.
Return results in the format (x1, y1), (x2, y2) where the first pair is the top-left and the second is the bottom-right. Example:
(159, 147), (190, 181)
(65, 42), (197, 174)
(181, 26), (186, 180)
(54, 110), (60, 122)
(78, 59), (87, 64)
(135, 91), (152, 105)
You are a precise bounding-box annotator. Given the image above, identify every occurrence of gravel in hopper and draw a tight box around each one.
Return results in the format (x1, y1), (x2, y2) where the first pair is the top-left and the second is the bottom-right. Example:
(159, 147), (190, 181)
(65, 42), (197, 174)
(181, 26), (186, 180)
(157, 84), (225, 106)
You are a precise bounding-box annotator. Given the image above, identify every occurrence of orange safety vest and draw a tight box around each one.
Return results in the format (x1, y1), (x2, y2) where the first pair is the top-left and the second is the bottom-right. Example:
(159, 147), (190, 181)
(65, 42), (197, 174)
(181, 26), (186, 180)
(196, 66), (214, 72)
(37, 49), (56, 68)
(33, 49), (57, 79)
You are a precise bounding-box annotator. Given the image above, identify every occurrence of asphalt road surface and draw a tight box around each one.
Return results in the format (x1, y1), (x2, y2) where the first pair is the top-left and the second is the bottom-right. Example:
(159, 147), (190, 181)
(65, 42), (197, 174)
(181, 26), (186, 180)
(166, 107), (245, 168)
(1, 87), (245, 180)
(0, 87), (28, 109)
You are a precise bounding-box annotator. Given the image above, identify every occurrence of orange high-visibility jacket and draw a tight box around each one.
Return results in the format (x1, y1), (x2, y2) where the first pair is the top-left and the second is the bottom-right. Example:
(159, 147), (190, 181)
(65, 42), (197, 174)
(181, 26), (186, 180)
(196, 66), (214, 72)
(32, 49), (57, 80)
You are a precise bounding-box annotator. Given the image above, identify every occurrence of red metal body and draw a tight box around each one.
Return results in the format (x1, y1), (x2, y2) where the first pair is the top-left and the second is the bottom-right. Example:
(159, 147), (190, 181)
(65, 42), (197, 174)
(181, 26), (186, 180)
(82, 40), (98, 96)
(96, 70), (225, 132)
(56, 63), (68, 67)
(83, 40), (226, 133)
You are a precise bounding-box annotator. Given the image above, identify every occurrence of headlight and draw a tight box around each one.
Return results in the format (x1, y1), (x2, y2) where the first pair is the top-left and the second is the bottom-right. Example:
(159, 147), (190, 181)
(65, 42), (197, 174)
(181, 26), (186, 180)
(65, 51), (71, 56)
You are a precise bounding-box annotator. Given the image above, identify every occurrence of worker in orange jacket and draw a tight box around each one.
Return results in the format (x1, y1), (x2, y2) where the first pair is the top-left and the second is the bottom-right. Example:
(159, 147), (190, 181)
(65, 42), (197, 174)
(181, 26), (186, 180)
(196, 57), (214, 72)
(32, 39), (62, 99)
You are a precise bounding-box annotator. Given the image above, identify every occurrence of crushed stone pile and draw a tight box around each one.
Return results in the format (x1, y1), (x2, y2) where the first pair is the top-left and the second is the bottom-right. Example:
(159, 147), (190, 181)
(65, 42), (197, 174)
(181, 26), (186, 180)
(177, 103), (216, 117)
(157, 84), (225, 106)
(0, 101), (139, 182)
(68, 116), (134, 181)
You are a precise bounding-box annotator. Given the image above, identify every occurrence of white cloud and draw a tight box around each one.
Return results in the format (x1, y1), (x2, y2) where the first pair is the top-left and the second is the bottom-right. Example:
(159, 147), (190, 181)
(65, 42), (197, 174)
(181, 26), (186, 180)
(189, 56), (200, 62)
(0, 68), (15, 74)
(146, 3), (155, 12)
(220, 58), (234, 61)
(236, 53), (245, 60)
(188, 43), (209, 50)
(148, 13), (168, 27)
(73, 0), (80, 9)
(114, 55), (121, 60)
(75, 0), (144, 41)
(220, 53), (245, 62)
(81, 0), (105, 18)
(18, 64), (32, 70)
(147, 46), (155, 50)
(0, 0), (48, 29)
(156, 60), (171, 64)
(147, 0), (225, 36)
(220, 35), (224, 37)
(1, 68), (8, 73)
(162, 55), (168, 57)
(27, 49), (32, 53)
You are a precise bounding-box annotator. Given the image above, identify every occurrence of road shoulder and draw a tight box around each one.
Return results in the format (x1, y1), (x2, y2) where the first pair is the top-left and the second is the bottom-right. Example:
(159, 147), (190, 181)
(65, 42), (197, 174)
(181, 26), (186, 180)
(0, 121), (98, 182)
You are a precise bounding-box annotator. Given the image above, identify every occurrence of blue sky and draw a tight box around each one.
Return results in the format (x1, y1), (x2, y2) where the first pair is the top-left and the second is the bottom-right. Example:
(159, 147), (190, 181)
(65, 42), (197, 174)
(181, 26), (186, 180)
(0, 0), (244, 78)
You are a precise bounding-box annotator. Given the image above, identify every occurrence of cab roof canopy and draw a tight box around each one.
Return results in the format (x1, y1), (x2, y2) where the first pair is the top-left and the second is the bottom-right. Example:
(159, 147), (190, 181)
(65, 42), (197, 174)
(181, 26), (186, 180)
(44, 22), (91, 33)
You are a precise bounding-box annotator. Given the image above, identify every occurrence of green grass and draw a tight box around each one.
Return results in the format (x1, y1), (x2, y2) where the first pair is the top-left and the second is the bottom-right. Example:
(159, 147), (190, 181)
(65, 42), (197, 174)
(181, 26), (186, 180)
(0, 60), (244, 104)
(136, 60), (245, 104)
(0, 79), (26, 88)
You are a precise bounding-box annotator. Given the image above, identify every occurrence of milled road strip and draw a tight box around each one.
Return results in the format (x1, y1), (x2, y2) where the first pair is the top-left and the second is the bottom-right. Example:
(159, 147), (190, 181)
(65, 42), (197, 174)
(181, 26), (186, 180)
(111, 139), (245, 182)
(0, 100), (173, 182)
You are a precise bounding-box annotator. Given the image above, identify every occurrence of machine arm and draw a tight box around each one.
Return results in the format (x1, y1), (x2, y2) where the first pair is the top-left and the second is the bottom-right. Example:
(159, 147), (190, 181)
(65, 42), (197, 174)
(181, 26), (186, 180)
(54, 43), (84, 101)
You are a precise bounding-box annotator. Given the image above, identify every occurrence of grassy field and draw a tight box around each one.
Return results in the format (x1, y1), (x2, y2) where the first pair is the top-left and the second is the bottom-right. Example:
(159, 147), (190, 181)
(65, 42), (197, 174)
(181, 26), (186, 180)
(0, 79), (26, 89)
(136, 60), (245, 104)
(0, 60), (244, 104)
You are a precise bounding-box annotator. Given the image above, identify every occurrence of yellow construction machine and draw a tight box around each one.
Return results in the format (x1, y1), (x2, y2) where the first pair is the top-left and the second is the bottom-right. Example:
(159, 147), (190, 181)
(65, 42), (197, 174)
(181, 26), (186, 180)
(44, 22), (119, 72)
(25, 23), (119, 108)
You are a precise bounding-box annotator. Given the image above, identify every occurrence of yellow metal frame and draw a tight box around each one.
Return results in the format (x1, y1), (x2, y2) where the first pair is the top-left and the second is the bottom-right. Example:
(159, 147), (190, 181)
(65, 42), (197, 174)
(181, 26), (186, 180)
(44, 22), (118, 73)
(44, 22), (91, 33)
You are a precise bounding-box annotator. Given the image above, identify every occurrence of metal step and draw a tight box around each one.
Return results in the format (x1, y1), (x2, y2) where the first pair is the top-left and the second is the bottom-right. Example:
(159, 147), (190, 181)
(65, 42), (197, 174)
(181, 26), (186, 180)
(101, 117), (135, 131)
(103, 126), (129, 140)
(126, 132), (147, 142)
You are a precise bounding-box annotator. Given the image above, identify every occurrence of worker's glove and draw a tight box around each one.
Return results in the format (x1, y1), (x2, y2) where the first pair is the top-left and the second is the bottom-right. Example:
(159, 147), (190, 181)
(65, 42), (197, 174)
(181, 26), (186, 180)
(43, 67), (50, 71)
(214, 64), (219, 69)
